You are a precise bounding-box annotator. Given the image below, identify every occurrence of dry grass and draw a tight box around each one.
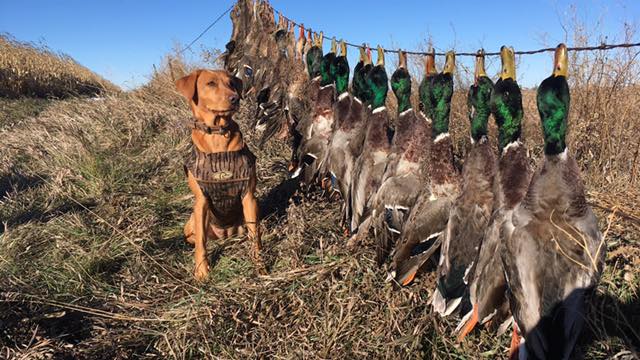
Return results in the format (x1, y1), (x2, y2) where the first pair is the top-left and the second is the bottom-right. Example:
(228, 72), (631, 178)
(0, 34), (119, 99)
(0, 20), (639, 360)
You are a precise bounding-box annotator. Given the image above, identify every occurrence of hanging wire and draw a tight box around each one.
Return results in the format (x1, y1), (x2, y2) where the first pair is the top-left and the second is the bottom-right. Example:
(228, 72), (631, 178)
(178, 4), (235, 55)
(270, 5), (640, 56)
(176, 1), (640, 57)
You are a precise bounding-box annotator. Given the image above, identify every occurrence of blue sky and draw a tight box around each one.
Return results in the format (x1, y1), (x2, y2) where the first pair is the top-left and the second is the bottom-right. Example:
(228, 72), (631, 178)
(2, 1), (637, 89)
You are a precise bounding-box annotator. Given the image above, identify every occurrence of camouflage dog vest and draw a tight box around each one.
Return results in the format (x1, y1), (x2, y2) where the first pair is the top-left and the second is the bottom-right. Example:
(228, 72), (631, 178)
(185, 146), (256, 227)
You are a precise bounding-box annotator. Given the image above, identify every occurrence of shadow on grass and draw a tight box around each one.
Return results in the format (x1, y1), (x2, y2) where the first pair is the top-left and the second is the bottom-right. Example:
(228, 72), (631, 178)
(577, 290), (640, 358)
(0, 170), (43, 200)
(0, 299), (159, 359)
(259, 176), (300, 220)
(1, 199), (97, 236)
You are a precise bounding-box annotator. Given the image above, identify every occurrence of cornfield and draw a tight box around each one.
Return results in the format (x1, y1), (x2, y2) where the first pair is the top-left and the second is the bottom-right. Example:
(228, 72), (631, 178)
(0, 34), (119, 98)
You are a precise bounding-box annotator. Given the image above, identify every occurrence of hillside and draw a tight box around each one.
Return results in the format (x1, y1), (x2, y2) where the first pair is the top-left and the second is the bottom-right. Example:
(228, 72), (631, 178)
(0, 34), (119, 98)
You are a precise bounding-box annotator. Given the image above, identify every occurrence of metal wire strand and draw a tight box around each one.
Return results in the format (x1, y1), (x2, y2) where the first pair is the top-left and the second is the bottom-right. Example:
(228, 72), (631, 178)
(270, 6), (640, 56)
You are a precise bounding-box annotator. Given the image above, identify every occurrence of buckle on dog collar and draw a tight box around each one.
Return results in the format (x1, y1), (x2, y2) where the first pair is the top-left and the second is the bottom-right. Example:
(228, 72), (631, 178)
(193, 121), (229, 135)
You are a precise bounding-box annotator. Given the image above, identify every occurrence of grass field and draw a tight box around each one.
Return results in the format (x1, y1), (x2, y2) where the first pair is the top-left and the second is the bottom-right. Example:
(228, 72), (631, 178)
(0, 33), (639, 359)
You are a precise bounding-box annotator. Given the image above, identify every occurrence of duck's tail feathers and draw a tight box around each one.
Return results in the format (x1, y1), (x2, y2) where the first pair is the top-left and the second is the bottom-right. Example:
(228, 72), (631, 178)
(393, 234), (442, 286)
(375, 205), (410, 266)
(497, 316), (513, 337)
(431, 287), (447, 315)
(374, 211), (397, 266)
(346, 215), (371, 249)
(256, 103), (285, 147)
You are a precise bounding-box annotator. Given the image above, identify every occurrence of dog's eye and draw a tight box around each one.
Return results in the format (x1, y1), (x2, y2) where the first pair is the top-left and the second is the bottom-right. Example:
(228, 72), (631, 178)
(244, 66), (253, 77)
(207, 80), (217, 87)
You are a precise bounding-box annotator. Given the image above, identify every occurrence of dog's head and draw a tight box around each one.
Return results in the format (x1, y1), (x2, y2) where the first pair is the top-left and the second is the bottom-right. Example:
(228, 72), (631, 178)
(176, 69), (243, 118)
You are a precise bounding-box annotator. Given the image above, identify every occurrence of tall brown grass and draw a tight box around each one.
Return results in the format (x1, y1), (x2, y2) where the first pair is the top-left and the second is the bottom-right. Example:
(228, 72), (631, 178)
(0, 34), (119, 98)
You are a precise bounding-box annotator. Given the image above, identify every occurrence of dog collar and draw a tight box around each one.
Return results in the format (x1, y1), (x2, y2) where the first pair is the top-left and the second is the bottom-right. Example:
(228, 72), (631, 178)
(193, 121), (229, 135)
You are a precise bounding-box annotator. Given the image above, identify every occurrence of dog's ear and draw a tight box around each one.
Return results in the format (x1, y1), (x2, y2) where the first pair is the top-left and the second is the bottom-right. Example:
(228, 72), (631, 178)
(230, 75), (243, 98)
(176, 70), (202, 105)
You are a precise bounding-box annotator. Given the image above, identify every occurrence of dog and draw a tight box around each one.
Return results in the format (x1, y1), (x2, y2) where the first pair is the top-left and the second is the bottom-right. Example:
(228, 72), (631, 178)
(176, 69), (266, 280)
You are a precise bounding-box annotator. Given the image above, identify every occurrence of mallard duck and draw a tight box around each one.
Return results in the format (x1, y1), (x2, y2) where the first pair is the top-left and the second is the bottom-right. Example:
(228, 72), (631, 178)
(254, 11), (304, 145)
(256, 20), (312, 148)
(387, 51), (459, 286)
(322, 41), (353, 197)
(350, 46), (392, 233)
(418, 48), (437, 120)
(285, 19), (297, 60)
(288, 30), (323, 175)
(305, 31), (323, 79)
(323, 45), (373, 226)
(256, 2), (276, 58)
(352, 45), (373, 103)
(296, 37), (338, 186)
(224, 0), (254, 72)
(502, 43), (604, 360)
(304, 28), (313, 61)
(371, 50), (431, 265)
(456, 45), (531, 342)
(295, 24), (306, 61)
(431, 50), (496, 316)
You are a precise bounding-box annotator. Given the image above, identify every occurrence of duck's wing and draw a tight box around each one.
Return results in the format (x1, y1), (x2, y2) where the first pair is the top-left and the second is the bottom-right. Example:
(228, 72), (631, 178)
(434, 198), (493, 315)
(390, 193), (453, 286)
(350, 147), (389, 233)
(505, 207), (601, 360)
(456, 209), (511, 340)
(372, 173), (422, 265)
(434, 169), (495, 311)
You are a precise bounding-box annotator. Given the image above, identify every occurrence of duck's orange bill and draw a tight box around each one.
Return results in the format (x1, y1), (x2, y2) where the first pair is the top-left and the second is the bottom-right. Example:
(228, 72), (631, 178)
(456, 304), (479, 342)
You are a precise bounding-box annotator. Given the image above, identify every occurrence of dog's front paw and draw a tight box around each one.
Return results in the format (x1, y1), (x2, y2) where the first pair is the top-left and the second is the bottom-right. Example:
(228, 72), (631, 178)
(250, 250), (268, 275)
(194, 261), (210, 281)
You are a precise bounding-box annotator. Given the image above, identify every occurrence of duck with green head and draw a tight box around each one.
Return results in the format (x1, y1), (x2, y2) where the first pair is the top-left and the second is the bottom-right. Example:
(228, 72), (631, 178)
(295, 37), (339, 187)
(306, 31), (323, 79)
(389, 51), (459, 286)
(324, 42), (374, 225)
(503, 44), (603, 360)
(431, 50), (497, 318)
(322, 40), (352, 198)
(352, 45), (373, 103)
(331, 45), (374, 225)
(456, 45), (532, 344)
(418, 48), (438, 120)
(371, 50), (431, 267)
(349, 46), (393, 236)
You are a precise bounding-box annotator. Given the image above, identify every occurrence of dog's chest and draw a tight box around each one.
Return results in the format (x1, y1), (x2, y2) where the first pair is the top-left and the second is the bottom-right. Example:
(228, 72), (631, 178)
(185, 147), (256, 226)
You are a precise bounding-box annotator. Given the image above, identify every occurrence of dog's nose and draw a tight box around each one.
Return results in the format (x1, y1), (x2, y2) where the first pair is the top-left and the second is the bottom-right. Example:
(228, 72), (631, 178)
(229, 95), (240, 105)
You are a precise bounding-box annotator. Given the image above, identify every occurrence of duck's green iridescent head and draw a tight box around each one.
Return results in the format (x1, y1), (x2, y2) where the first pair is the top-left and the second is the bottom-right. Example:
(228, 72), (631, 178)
(418, 49), (437, 119)
(537, 43), (570, 155)
(319, 37), (338, 86)
(391, 50), (411, 114)
(306, 31), (323, 78)
(367, 46), (388, 109)
(431, 51), (455, 138)
(468, 50), (493, 141)
(352, 44), (373, 103)
(491, 45), (523, 150)
(333, 40), (350, 94)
